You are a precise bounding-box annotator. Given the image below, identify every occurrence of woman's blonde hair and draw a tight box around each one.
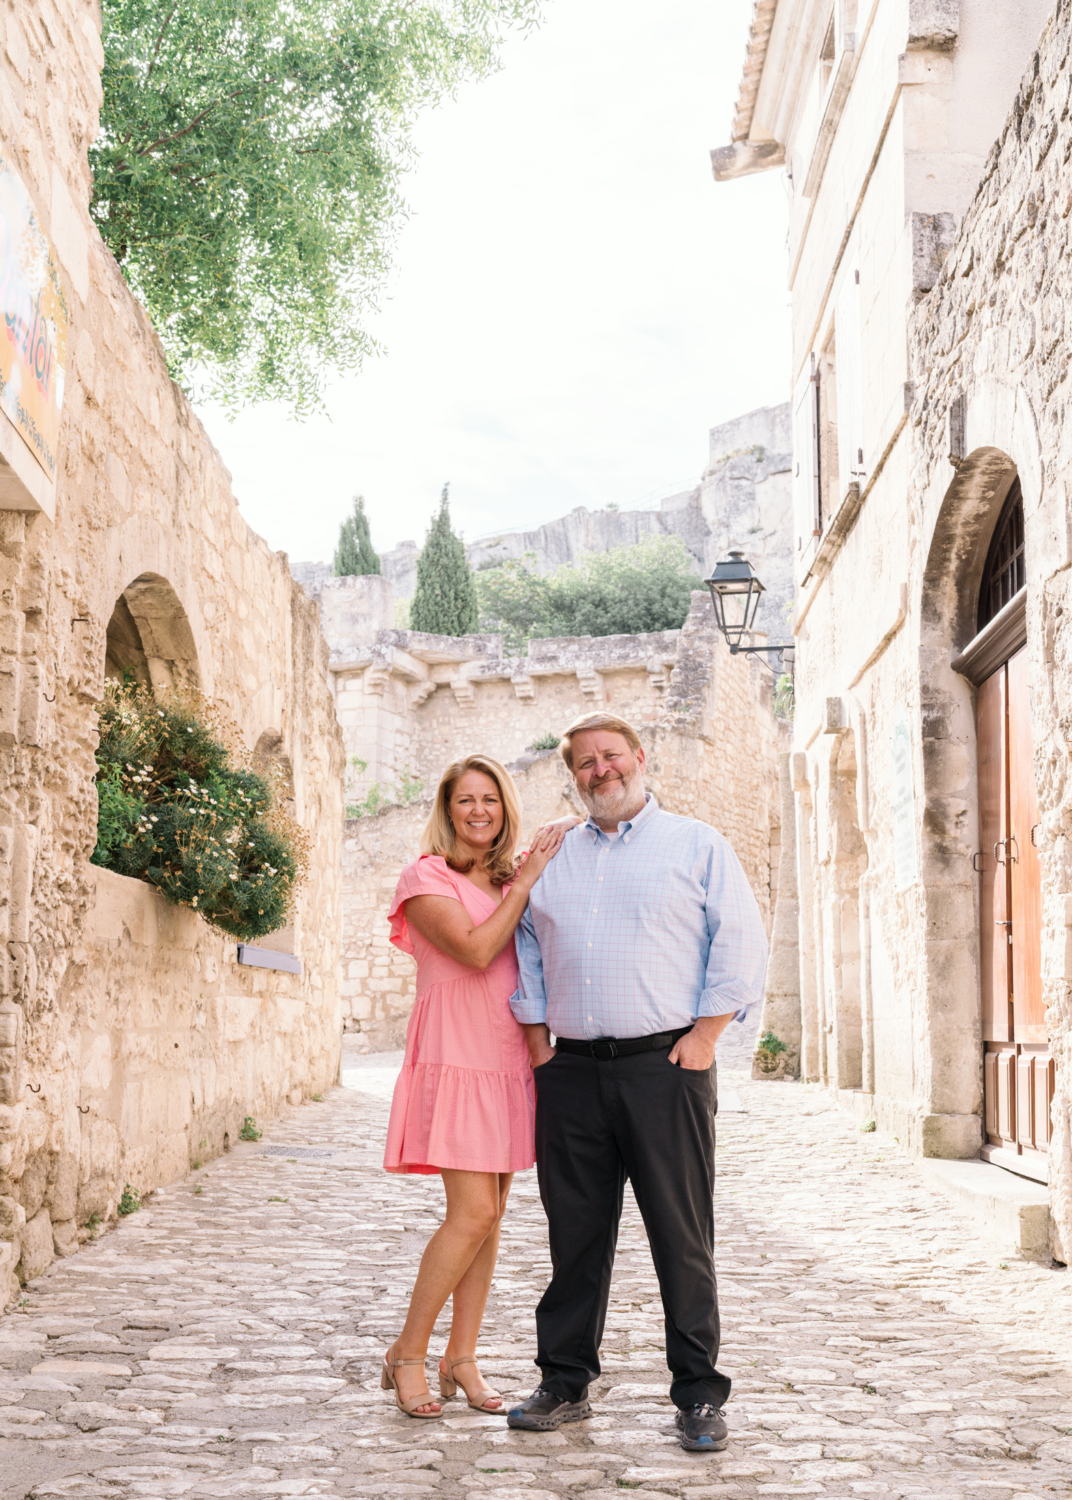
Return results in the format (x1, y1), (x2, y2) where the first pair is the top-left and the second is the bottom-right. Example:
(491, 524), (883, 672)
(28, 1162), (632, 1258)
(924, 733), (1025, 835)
(420, 754), (523, 885)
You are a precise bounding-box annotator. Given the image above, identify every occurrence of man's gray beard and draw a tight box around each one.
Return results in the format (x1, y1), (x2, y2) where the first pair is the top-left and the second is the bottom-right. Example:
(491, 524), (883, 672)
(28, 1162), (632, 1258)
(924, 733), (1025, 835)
(578, 763), (646, 824)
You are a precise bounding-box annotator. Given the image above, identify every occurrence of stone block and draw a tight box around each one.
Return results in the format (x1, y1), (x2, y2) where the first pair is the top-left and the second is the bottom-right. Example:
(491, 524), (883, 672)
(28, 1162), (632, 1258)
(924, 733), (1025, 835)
(921, 1159), (1051, 1261)
(0, 1194), (25, 1241)
(52, 1218), (78, 1257)
(17, 1206), (53, 1282)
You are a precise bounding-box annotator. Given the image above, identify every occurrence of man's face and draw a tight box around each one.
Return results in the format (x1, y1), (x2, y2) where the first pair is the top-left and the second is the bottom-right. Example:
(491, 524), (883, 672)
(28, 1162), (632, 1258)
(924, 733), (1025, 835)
(570, 730), (646, 819)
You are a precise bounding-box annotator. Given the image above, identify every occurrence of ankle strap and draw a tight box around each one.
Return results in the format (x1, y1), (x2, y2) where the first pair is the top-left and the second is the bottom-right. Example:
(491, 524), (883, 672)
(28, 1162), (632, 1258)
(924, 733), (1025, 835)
(446, 1355), (477, 1368)
(390, 1356), (427, 1367)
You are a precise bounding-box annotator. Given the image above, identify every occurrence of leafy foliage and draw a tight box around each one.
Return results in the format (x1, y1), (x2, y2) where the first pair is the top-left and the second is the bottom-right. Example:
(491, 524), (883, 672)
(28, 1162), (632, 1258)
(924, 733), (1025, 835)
(334, 495), (381, 577)
(528, 732), (561, 751)
(239, 1116), (263, 1141)
(92, 681), (309, 940)
(757, 1031), (787, 1058)
(118, 1183), (141, 1216)
(773, 671), (795, 721)
(90, 0), (538, 412)
(410, 485), (479, 636)
(477, 536), (698, 650)
(346, 767), (424, 819)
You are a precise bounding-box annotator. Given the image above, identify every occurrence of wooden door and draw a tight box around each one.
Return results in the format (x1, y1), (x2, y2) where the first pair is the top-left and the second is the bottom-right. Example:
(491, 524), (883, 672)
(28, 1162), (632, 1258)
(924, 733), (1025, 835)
(978, 648), (1054, 1180)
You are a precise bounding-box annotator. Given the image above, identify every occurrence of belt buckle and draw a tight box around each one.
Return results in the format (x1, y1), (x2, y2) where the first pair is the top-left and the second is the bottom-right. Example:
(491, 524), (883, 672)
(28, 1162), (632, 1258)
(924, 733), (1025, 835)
(591, 1039), (618, 1061)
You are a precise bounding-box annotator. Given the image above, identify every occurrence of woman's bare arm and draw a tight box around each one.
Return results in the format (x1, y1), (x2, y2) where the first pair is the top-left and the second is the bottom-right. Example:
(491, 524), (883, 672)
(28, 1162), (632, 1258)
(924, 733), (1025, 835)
(404, 829), (565, 970)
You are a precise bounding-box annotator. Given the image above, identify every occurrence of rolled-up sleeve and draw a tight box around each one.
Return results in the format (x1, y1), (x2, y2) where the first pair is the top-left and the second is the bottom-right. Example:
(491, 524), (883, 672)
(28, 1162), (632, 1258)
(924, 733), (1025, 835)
(509, 902), (547, 1024)
(699, 838), (768, 1020)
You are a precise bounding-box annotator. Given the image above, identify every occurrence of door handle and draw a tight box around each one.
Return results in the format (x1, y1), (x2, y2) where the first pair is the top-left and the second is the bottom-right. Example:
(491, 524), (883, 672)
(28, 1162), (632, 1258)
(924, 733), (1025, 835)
(972, 851), (985, 873)
(994, 837), (1018, 866)
(1031, 823), (1040, 847)
(1006, 835), (1019, 863)
(995, 920), (1012, 926)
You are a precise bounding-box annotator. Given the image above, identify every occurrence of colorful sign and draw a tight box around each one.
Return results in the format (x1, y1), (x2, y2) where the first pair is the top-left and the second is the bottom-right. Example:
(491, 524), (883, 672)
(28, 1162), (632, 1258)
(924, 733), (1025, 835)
(0, 152), (68, 484)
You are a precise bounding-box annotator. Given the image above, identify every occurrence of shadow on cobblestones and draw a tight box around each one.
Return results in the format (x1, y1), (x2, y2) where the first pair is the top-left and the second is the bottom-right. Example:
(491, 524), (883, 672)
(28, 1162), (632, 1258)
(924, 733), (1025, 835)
(1, 1019), (1071, 1500)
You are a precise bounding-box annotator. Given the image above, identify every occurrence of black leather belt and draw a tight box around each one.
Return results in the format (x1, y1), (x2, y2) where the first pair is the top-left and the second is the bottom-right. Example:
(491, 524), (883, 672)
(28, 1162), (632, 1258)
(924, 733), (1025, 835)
(555, 1025), (693, 1061)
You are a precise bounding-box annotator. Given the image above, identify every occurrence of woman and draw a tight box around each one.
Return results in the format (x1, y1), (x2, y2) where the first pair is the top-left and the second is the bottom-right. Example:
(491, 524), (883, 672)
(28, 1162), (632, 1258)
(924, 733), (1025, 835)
(381, 754), (573, 1419)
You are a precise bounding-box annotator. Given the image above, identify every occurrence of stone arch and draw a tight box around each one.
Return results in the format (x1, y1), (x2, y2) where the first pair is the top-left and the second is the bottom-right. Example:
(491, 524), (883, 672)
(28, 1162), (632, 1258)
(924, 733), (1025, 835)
(915, 442), (1027, 1156)
(104, 574), (202, 693)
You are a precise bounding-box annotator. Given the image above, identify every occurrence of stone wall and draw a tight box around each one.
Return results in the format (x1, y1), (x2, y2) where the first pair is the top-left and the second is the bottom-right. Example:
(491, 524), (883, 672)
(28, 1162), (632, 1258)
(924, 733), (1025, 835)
(0, 0), (344, 1304)
(904, 0), (1072, 1259)
(339, 594), (782, 1047)
(294, 403), (794, 638)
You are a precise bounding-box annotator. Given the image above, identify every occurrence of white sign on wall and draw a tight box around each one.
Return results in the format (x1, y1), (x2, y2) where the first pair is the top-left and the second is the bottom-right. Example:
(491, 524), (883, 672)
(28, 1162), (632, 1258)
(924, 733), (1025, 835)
(891, 716), (919, 892)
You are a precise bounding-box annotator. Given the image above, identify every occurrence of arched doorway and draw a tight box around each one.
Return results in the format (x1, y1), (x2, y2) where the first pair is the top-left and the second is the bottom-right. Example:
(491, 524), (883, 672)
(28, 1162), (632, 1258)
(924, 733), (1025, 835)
(104, 574), (202, 692)
(953, 478), (1052, 1181)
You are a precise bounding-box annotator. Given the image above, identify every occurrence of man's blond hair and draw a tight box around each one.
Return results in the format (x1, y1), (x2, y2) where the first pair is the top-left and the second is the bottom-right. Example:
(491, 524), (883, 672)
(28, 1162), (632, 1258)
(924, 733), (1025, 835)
(558, 712), (643, 772)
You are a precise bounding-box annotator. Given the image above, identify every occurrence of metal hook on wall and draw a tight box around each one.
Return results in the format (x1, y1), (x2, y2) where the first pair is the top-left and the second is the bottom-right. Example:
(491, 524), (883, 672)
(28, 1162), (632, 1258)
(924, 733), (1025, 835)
(77, 1104), (90, 1115)
(43, 690), (55, 703)
(71, 617), (90, 628)
(25, 1083), (41, 1094)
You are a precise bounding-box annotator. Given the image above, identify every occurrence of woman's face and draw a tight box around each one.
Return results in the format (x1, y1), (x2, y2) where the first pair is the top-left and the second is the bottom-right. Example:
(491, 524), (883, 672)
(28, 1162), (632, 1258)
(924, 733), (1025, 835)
(449, 770), (504, 856)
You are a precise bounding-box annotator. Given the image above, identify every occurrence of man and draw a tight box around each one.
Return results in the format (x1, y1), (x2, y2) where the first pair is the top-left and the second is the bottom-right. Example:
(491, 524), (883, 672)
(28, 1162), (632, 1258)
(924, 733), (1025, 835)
(507, 711), (767, 1451)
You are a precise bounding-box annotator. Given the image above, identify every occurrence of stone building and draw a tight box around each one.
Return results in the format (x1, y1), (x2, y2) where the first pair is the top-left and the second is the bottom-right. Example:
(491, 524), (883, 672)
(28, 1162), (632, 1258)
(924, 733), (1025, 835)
(295, 402), (794, 638)
(0, 2), (343, 1303)
(716, 0), (1072, 1259)
(300, 576), (782, 1047)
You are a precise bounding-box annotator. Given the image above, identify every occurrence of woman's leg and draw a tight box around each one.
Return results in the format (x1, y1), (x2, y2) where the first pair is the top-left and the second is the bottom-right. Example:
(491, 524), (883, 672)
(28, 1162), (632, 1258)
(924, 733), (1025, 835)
(390, 1169), (503, 1414)
(443, 1172), (513, 1405)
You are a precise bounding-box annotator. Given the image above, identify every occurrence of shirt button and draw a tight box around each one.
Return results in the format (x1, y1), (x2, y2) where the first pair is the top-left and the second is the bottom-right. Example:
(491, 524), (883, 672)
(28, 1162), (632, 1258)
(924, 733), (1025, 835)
(592, 908), (598, 914)
(598, 876), (603, 882)
(586, 979), (591, 985)
(624, 835), (630, 843)
(588, 942), (592, 948)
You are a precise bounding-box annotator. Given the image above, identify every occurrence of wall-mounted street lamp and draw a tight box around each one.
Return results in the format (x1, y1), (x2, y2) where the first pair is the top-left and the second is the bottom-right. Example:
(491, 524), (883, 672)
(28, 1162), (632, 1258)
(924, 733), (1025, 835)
(704, 549), (795, 675)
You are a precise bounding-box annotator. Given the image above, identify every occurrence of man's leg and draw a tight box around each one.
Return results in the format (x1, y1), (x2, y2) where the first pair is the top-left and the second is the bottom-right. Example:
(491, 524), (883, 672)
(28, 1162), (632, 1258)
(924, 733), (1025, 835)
(611, 1049), (730, 1411)
(533, 1052), (624, 1400)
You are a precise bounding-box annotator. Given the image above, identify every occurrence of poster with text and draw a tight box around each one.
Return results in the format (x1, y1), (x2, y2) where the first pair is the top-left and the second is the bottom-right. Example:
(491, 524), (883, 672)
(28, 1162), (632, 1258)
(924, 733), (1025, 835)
(0, 152), (69, 483)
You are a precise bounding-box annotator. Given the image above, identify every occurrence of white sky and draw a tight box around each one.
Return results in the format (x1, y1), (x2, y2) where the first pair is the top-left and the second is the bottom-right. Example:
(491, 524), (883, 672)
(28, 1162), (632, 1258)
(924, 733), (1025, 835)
(195, 0), (791, 567)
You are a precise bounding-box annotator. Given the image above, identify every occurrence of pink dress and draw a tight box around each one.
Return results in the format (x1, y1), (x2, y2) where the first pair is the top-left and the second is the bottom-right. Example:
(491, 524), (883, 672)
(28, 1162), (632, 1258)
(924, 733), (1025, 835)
(383, 855), (536, 1175)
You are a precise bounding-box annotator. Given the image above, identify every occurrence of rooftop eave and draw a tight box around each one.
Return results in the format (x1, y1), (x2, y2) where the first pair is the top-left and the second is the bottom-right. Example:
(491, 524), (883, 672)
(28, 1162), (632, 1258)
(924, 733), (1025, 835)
(711, 139), (786, 182)
(730, 0), (781, 145)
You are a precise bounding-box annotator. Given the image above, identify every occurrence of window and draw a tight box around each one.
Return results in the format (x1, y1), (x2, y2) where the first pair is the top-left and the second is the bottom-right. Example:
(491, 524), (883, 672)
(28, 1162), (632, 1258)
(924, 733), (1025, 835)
(977, 479), (1025, 631)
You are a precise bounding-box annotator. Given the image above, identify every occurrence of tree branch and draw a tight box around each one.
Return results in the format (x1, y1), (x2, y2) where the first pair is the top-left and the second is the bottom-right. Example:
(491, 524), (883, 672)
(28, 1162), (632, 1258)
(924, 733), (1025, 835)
(147, 3), (180, 81)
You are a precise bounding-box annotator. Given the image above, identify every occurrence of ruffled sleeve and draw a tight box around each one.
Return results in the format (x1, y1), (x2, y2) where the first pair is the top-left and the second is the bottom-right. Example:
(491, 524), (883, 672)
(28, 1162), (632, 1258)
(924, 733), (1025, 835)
(388, 856), (462, 954)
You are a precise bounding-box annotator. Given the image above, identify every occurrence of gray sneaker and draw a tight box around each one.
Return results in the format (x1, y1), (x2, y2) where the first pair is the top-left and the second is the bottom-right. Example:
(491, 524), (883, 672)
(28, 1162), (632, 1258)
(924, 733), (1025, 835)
(507, 1384), (592, 1431)
(676, 1403), (728, 1451)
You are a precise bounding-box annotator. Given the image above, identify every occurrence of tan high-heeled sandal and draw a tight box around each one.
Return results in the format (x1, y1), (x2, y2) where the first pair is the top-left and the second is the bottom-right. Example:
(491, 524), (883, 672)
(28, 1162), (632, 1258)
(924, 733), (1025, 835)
(438, 1353), (503, 1412)
(381, 1351), (442, 1418)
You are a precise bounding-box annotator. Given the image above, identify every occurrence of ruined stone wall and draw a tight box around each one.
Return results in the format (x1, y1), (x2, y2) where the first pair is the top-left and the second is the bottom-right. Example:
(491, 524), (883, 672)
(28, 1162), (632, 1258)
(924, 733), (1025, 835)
(0, 0), (344, 1303)
(340, 596), (781, 1048)
(295, 404), (794, 639)
(905, 0), (1072, 1260)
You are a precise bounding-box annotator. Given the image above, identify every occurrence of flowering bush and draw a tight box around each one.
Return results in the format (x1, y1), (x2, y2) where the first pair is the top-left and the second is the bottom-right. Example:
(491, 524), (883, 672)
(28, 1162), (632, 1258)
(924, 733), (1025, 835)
(91, 681), (309, 940)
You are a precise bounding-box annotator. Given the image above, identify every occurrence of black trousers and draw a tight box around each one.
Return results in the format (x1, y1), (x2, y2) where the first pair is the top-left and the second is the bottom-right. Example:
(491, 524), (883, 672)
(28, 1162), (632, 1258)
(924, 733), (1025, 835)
(532, 1045), (730, 1410)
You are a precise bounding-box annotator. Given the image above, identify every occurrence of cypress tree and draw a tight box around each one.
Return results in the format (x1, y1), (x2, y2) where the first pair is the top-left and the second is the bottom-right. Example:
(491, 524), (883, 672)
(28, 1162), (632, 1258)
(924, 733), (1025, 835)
(410, 485), (479, 636)
(333, 495), (382, 577)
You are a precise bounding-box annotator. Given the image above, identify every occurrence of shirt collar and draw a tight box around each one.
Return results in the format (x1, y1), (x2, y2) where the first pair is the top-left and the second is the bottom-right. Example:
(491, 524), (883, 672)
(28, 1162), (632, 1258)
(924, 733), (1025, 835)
(584, 792), (659, 842)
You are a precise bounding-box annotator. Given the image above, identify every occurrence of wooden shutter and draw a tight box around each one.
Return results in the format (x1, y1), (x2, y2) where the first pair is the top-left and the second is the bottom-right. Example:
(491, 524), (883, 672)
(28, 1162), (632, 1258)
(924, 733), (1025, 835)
(836, 261), (864, 496)
(1006, 647), (1045, 1041)
(793, 357), (820, 553)
(977, 666), (1011, 1044)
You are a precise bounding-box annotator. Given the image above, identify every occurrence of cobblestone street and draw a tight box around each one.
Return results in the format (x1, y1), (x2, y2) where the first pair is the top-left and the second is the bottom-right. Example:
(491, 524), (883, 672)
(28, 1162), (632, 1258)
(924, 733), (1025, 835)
(2, 1026), (1072, 1500)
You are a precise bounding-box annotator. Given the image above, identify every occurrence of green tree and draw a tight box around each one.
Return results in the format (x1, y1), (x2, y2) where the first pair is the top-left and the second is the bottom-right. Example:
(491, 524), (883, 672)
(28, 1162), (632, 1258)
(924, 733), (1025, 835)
(410, 486), (479, 636)
(90, 0), (538, 413)
(477, 535), (698, 648)
(334, 495), (381, 577)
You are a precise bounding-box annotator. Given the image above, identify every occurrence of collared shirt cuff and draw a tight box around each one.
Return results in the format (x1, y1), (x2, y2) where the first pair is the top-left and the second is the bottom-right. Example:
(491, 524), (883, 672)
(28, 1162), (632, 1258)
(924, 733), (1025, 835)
(509, 990), (547, 1025)
(698, 987), (755, 1023)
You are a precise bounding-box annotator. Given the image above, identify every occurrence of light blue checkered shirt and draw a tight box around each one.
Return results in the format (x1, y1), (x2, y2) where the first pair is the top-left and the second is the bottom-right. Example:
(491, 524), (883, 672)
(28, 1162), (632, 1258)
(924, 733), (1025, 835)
(510, 795), (768, 1040)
